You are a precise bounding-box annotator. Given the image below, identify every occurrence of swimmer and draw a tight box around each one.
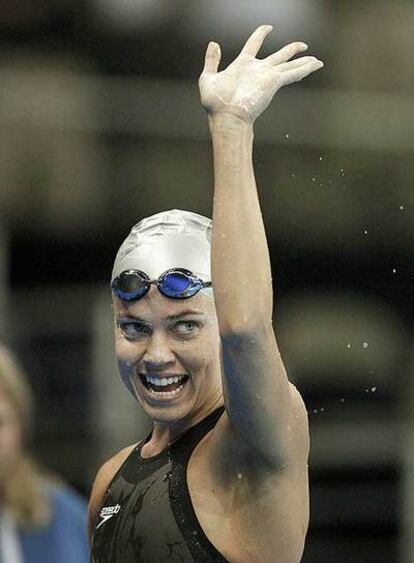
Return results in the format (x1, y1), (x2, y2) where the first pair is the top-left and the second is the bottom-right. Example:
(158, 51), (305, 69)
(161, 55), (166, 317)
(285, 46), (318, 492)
(89, 25), (323, 563)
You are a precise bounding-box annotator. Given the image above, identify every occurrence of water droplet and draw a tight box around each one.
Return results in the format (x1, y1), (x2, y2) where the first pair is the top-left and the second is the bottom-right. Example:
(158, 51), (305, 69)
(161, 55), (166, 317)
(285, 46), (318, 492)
(313, 409), (318, 413)
(371, 386), (377, 393)
(237, 473), (243, 479)
(364, 229), (368, 235)
(392, 268), (397, 274)
(347, 343), (351, 349)
(285, 133), (290, 139)
(312, 177), (316, 182)
(319, 156), (323, 161)
(400, 205), (404, 210)
(340, 398), (345, 403)
(291, 173), (296, 178)
(362, 342), (368, 349)
(320, 407), (325, 412)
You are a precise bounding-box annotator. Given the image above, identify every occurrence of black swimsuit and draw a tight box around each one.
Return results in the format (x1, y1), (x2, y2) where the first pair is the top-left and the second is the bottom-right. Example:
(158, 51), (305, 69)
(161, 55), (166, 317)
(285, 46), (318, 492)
(91, 406), (230, 562)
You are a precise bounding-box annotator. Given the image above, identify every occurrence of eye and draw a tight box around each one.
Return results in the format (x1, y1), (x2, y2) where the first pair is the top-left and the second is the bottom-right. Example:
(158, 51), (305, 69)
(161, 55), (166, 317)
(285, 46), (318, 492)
(117, 320), (151, 338)
(173, 320), (200, 334)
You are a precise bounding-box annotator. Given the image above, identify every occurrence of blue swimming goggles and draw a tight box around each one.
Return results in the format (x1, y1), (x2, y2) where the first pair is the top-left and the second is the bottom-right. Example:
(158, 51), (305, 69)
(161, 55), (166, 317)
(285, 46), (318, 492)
(111, 268), (212, 301)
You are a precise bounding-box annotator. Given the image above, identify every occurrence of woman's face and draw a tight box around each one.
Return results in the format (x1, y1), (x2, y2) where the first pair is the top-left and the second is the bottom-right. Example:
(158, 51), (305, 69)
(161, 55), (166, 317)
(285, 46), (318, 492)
(0, 386), (22, 481)
(113, 287), (223, 424)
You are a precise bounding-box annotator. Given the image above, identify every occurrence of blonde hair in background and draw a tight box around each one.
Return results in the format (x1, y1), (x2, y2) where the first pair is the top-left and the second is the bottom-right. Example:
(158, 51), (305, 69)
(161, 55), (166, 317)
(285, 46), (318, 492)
(0, 344), (51, 528)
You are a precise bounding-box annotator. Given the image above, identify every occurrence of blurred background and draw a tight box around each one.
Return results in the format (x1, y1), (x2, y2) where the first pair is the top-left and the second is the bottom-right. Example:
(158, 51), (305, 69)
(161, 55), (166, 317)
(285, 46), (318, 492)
(0, 1), (413, 561)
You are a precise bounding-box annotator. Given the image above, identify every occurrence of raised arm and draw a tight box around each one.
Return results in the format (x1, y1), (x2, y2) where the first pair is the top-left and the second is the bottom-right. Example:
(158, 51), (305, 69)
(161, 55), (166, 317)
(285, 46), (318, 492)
(199, 25), (323, 469)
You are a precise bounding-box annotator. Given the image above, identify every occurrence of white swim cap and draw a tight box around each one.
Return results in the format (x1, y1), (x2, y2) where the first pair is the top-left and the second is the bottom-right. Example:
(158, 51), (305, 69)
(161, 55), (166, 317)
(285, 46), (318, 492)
(111, 209), (212, 289)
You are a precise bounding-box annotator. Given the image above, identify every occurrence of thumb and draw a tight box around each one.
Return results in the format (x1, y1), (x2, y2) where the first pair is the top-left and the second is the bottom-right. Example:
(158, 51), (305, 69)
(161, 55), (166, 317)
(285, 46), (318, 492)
(202, 41), (221, 74)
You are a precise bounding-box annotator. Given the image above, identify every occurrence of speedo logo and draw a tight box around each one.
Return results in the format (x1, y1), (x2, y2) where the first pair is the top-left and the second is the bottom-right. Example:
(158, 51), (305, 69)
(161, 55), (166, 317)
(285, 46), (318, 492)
(96, 504), (121, 529)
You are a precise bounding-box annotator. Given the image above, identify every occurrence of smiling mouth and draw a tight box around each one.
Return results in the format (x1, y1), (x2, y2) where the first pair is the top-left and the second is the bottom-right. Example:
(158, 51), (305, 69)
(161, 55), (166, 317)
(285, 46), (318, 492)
(139, 374), (189, 396)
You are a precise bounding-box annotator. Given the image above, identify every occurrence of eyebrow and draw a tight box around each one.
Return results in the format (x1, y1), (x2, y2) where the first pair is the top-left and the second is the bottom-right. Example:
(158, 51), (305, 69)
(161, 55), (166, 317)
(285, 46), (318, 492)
(165, 310), (205, 321)
(119, 310), (205, 322)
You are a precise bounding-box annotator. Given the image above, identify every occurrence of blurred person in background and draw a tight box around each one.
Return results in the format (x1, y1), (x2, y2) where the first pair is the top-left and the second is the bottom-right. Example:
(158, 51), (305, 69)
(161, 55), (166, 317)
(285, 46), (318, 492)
(0, 344), (89, 563)
(89, 25), (323, 562)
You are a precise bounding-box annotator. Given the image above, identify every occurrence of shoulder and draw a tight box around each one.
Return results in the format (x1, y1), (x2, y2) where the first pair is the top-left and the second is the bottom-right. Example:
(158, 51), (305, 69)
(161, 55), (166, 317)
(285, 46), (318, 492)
(88, 443), (137, 541)
(204, 383), (309, 482)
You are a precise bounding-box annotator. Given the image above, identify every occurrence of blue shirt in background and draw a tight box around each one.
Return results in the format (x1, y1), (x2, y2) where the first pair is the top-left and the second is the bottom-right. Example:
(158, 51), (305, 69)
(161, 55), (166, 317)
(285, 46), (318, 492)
(18, 485), (89, 563)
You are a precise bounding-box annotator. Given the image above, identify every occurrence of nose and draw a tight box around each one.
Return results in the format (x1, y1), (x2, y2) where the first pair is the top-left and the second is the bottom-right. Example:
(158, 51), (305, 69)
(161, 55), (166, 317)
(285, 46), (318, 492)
(143, 332), (176, 370)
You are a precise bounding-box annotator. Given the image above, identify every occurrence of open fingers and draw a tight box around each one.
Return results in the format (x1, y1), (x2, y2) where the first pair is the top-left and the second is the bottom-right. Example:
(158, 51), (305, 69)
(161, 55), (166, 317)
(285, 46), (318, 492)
(265, 42), (308, 66)
(277, 56), (320, 73)
(202, 41), (222, 75)
(238, 25), (273, 58)
(278, 58), (324, 86)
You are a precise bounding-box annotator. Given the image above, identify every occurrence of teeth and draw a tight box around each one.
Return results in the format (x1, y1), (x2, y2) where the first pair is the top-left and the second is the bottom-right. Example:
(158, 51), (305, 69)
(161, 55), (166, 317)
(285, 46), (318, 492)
(144, 375), (183, 387)
(148, 385), (184, 397)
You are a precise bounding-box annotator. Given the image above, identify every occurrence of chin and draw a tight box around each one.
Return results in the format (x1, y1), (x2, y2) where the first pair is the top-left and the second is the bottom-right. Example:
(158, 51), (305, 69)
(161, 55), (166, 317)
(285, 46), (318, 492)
(141, 400), (195, 425)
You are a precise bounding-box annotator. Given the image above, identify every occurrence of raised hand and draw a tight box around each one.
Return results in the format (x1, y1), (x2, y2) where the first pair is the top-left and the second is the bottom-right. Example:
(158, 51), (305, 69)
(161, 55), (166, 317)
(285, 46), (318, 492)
(199, 25), (323, 124)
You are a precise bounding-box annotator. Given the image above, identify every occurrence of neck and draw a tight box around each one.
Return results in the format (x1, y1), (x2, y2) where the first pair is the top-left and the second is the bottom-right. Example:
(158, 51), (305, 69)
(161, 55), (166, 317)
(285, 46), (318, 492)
(142, 395), (224, 458)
